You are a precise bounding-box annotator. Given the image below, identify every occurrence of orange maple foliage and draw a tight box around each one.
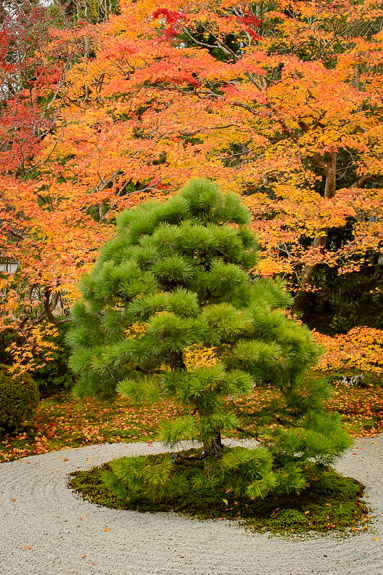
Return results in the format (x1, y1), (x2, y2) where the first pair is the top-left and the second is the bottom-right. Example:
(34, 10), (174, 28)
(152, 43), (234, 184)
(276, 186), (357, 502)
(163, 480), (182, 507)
(0, 0), (382, 372)
(0, 5), (100, 369)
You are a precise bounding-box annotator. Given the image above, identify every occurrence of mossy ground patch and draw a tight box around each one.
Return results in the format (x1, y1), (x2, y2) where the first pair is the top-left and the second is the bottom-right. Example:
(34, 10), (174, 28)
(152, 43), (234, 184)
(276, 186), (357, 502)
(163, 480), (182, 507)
(68, 449), (371, 537)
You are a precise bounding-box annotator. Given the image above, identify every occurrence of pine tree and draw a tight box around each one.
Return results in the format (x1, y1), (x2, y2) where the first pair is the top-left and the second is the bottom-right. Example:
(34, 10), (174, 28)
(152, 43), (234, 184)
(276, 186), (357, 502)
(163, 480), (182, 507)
(68, 178), (351, 502)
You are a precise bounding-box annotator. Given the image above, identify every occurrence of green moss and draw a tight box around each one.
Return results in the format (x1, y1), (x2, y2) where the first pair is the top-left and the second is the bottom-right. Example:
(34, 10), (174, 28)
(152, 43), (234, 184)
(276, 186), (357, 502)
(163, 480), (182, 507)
(68, 450), (370, 537)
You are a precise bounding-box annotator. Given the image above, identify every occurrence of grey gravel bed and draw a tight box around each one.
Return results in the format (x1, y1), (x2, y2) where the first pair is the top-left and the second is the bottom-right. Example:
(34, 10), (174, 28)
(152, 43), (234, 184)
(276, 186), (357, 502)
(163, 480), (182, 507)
(1, 436), (383, 575)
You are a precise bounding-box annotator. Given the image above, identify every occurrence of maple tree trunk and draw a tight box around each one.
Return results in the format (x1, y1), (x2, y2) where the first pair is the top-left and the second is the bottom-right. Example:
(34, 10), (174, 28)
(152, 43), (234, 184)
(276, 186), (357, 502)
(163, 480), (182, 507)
(294, 153), (337, 314)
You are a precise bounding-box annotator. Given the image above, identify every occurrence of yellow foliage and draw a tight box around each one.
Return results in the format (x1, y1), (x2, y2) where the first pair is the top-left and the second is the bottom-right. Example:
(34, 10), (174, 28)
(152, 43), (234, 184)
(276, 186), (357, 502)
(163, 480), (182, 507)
(184, 344), (219, 368)
(313, 327), (383, 377)
(125, 323), (146, 339)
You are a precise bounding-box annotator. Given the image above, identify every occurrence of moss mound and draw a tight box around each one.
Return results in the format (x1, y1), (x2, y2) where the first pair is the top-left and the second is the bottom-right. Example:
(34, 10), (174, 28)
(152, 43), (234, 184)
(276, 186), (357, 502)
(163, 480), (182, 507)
(68, 449), (370, 536)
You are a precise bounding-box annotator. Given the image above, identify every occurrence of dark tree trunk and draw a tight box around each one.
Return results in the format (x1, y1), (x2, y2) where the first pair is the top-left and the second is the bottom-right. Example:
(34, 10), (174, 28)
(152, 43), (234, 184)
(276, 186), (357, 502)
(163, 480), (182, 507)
(204, 432), (223, 457)
(295, 152), (337, 313)
(169, 351), (186, 371)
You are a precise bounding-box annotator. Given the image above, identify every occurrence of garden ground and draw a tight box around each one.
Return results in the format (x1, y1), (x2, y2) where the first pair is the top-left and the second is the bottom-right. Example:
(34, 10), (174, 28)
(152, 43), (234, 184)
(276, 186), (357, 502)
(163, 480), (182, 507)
(0, 435), (382, 575)
(1, 382), (383, 463)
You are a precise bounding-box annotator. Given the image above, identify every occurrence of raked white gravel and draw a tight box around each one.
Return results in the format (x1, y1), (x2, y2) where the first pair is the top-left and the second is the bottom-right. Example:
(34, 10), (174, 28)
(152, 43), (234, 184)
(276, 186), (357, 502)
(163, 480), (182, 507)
(1, 435), (383, 575)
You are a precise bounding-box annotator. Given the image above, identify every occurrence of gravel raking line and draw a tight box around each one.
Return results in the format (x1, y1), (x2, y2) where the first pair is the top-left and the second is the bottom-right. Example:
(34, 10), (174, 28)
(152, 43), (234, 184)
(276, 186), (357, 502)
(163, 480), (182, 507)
(1, 436), (383, 575)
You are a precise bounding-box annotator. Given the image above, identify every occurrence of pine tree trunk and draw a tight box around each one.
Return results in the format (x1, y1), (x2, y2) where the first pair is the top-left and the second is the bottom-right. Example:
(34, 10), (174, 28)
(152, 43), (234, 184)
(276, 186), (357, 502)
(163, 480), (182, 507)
(169, 351), (186, 370)
(204, 432), (223, 457)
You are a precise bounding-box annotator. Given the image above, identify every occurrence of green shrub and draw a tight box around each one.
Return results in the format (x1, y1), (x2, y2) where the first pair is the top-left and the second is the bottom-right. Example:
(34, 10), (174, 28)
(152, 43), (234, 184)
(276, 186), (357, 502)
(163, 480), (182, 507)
(0, 365), (40, 435)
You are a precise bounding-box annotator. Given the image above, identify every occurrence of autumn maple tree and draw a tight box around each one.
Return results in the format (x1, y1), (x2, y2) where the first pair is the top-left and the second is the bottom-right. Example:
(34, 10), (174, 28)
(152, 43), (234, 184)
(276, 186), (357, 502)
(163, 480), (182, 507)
(0, 1), (96, 369)
(68, 178), (351, 501)
(44, 0), (383, 290)
(0, 0), (382, 377)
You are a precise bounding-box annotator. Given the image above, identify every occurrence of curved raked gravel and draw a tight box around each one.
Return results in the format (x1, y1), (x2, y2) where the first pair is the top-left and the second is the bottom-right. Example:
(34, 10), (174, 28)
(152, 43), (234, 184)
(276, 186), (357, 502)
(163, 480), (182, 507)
(1, 436), (383, 575)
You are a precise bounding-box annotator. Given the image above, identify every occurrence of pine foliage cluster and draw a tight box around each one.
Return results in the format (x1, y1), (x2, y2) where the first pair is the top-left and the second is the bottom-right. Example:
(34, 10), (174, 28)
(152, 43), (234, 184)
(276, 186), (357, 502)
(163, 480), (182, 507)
(68, 179), (351, 501)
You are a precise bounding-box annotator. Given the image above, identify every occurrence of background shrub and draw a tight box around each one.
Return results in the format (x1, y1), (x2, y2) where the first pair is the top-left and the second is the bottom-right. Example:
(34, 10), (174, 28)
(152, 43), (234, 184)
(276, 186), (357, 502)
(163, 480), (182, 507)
(0, 364), (40, 436)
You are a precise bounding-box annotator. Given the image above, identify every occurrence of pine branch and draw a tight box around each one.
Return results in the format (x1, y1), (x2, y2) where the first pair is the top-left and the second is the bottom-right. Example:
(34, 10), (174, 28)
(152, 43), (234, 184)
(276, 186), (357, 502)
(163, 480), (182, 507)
(234, 426), (264, 443)
(172, 451), (208, 463)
